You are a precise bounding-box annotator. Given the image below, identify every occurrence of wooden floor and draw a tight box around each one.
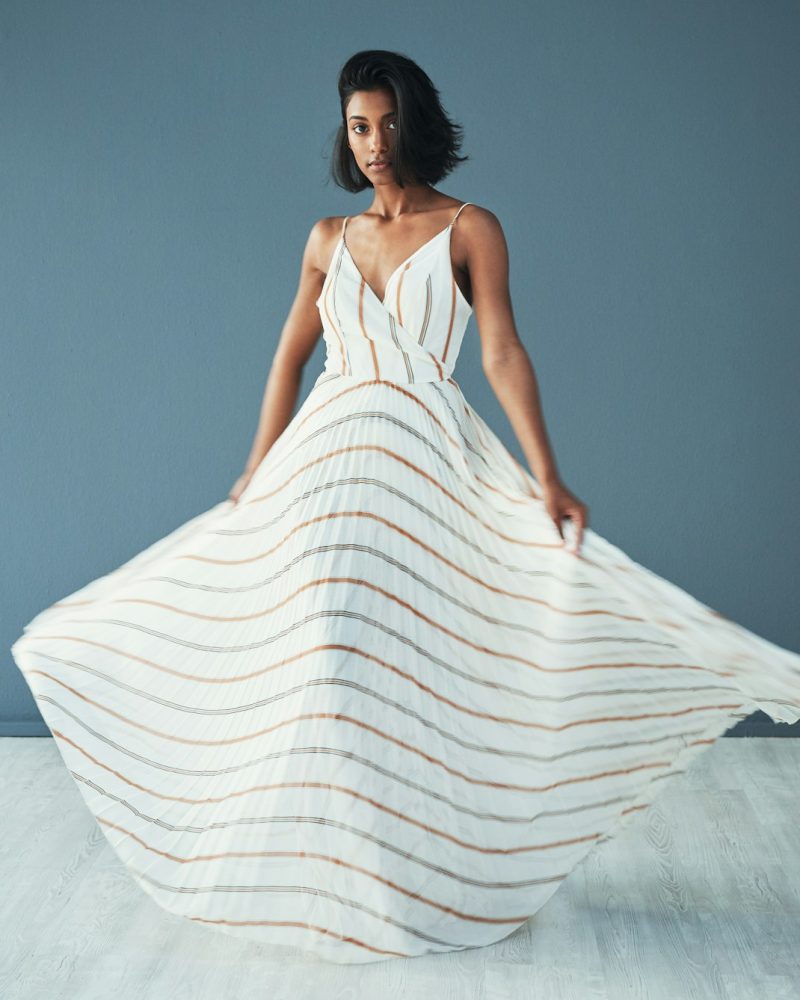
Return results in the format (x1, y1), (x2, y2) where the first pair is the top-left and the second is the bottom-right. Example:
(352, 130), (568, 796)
(1, 736), (798, 1000)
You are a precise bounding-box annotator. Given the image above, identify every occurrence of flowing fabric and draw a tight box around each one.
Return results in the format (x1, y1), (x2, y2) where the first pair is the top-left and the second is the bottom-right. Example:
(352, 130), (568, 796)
(12, 201), (800, 964)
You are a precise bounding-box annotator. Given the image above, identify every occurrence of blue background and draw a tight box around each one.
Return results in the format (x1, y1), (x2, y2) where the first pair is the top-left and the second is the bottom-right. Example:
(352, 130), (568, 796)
(3, 0), (798, 734)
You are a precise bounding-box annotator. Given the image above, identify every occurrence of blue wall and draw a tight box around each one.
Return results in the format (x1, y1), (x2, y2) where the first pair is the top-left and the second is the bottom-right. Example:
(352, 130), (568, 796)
(3, 0), (799, 734)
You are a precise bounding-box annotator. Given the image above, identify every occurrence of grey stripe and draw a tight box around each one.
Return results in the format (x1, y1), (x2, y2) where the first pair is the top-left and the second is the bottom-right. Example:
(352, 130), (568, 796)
(387, 312), (415, 382)
(133, 868), (481, 950)
(32, 692), (730, 815)
(71, 761), (726, 890)
(214, 475), (600, 592)
(28, 656), (741, 759)
(144, 536), (653, 636)
(70, 768), (579, 890)
(417, 275), (433, 346)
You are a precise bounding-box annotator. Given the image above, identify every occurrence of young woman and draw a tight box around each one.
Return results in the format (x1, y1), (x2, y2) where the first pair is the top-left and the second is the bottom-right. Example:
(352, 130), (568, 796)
(12, 49), (800, 965)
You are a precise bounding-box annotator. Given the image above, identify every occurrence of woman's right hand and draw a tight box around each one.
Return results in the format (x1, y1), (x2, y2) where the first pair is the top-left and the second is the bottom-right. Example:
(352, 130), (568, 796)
(228, 469), (255, 505)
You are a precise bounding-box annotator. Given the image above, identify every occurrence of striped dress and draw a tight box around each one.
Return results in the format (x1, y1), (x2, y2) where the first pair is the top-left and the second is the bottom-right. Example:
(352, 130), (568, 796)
(11, 200), (800, 964)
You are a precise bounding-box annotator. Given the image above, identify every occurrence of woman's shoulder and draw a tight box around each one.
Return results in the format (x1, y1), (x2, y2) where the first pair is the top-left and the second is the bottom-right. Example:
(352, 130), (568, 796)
(452, 199), (498, 225)
(308, 213), (347, 240)
(447, 201), (505, 252)
(305, 215), (347, 277)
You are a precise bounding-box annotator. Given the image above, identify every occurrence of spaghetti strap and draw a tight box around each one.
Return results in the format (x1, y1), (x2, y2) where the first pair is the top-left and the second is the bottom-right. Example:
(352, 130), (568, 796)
(340, 215), (349, 239)
(450, 201), (472, 227)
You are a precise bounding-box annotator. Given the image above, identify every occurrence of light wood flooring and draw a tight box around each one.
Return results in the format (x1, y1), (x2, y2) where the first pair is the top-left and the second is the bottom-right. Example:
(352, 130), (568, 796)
(1, 737), (798, 1000)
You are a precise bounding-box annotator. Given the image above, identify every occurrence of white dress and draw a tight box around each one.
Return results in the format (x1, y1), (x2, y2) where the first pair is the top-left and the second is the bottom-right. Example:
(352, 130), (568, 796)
(11, 201), (800, 964)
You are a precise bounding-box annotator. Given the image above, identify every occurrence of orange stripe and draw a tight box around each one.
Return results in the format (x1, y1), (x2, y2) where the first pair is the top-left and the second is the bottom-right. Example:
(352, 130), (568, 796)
(275, 375), (542, 503)
(99, 815), (536, 924)
(357, 280), (381, 379)
(22, 633), (740, 746)
(91, 776), (607, 858)
(55, 719), (708, 831)
(190, 912), (411, 957)
(320, 244), (349, 375)
(30, 671), (745, 760)
(243, 440), (559, 549)
(49, 501), (592, 623)
(114, 561), (649, 626)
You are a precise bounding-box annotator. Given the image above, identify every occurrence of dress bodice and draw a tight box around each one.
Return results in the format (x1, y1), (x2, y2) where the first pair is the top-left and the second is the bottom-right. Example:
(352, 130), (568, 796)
(315, 202), (473, 383)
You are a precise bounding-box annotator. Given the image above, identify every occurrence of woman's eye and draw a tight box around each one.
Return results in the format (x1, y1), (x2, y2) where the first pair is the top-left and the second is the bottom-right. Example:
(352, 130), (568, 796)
(352, 121), (396, 134)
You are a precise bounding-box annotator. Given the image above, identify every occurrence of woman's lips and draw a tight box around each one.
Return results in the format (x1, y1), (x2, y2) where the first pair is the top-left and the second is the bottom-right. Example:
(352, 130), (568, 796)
(370, 160), (391, 170)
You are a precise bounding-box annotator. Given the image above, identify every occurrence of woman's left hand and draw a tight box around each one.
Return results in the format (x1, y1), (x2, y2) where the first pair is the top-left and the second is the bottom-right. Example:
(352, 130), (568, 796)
(541, 479), (589, 555)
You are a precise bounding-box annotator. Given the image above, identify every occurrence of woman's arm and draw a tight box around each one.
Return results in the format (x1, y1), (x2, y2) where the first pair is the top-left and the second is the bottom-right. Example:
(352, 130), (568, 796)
(229, 217), (336, 503)
(456, 206), (589, 553)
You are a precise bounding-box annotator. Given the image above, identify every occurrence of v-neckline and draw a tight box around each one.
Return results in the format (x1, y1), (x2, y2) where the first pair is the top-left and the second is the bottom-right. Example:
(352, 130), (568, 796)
(341, 223), (453, 308)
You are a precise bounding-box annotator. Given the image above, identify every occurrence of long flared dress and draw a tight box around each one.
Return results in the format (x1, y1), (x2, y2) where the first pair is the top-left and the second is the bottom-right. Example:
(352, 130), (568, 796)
(11, 201), (800, 964)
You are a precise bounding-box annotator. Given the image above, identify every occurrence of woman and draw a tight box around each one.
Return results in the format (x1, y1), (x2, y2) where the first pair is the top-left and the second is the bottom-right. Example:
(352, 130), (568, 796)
(12, 49), (800, 965)
(228, 60), (589, 562)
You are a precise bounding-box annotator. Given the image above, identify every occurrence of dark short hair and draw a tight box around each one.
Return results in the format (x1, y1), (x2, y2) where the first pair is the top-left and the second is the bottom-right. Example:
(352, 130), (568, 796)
(330, 49), (469, 192)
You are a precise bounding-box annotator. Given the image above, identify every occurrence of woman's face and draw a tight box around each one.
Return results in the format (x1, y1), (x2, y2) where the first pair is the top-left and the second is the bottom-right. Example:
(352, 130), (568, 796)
(345, 88), (398, 184)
